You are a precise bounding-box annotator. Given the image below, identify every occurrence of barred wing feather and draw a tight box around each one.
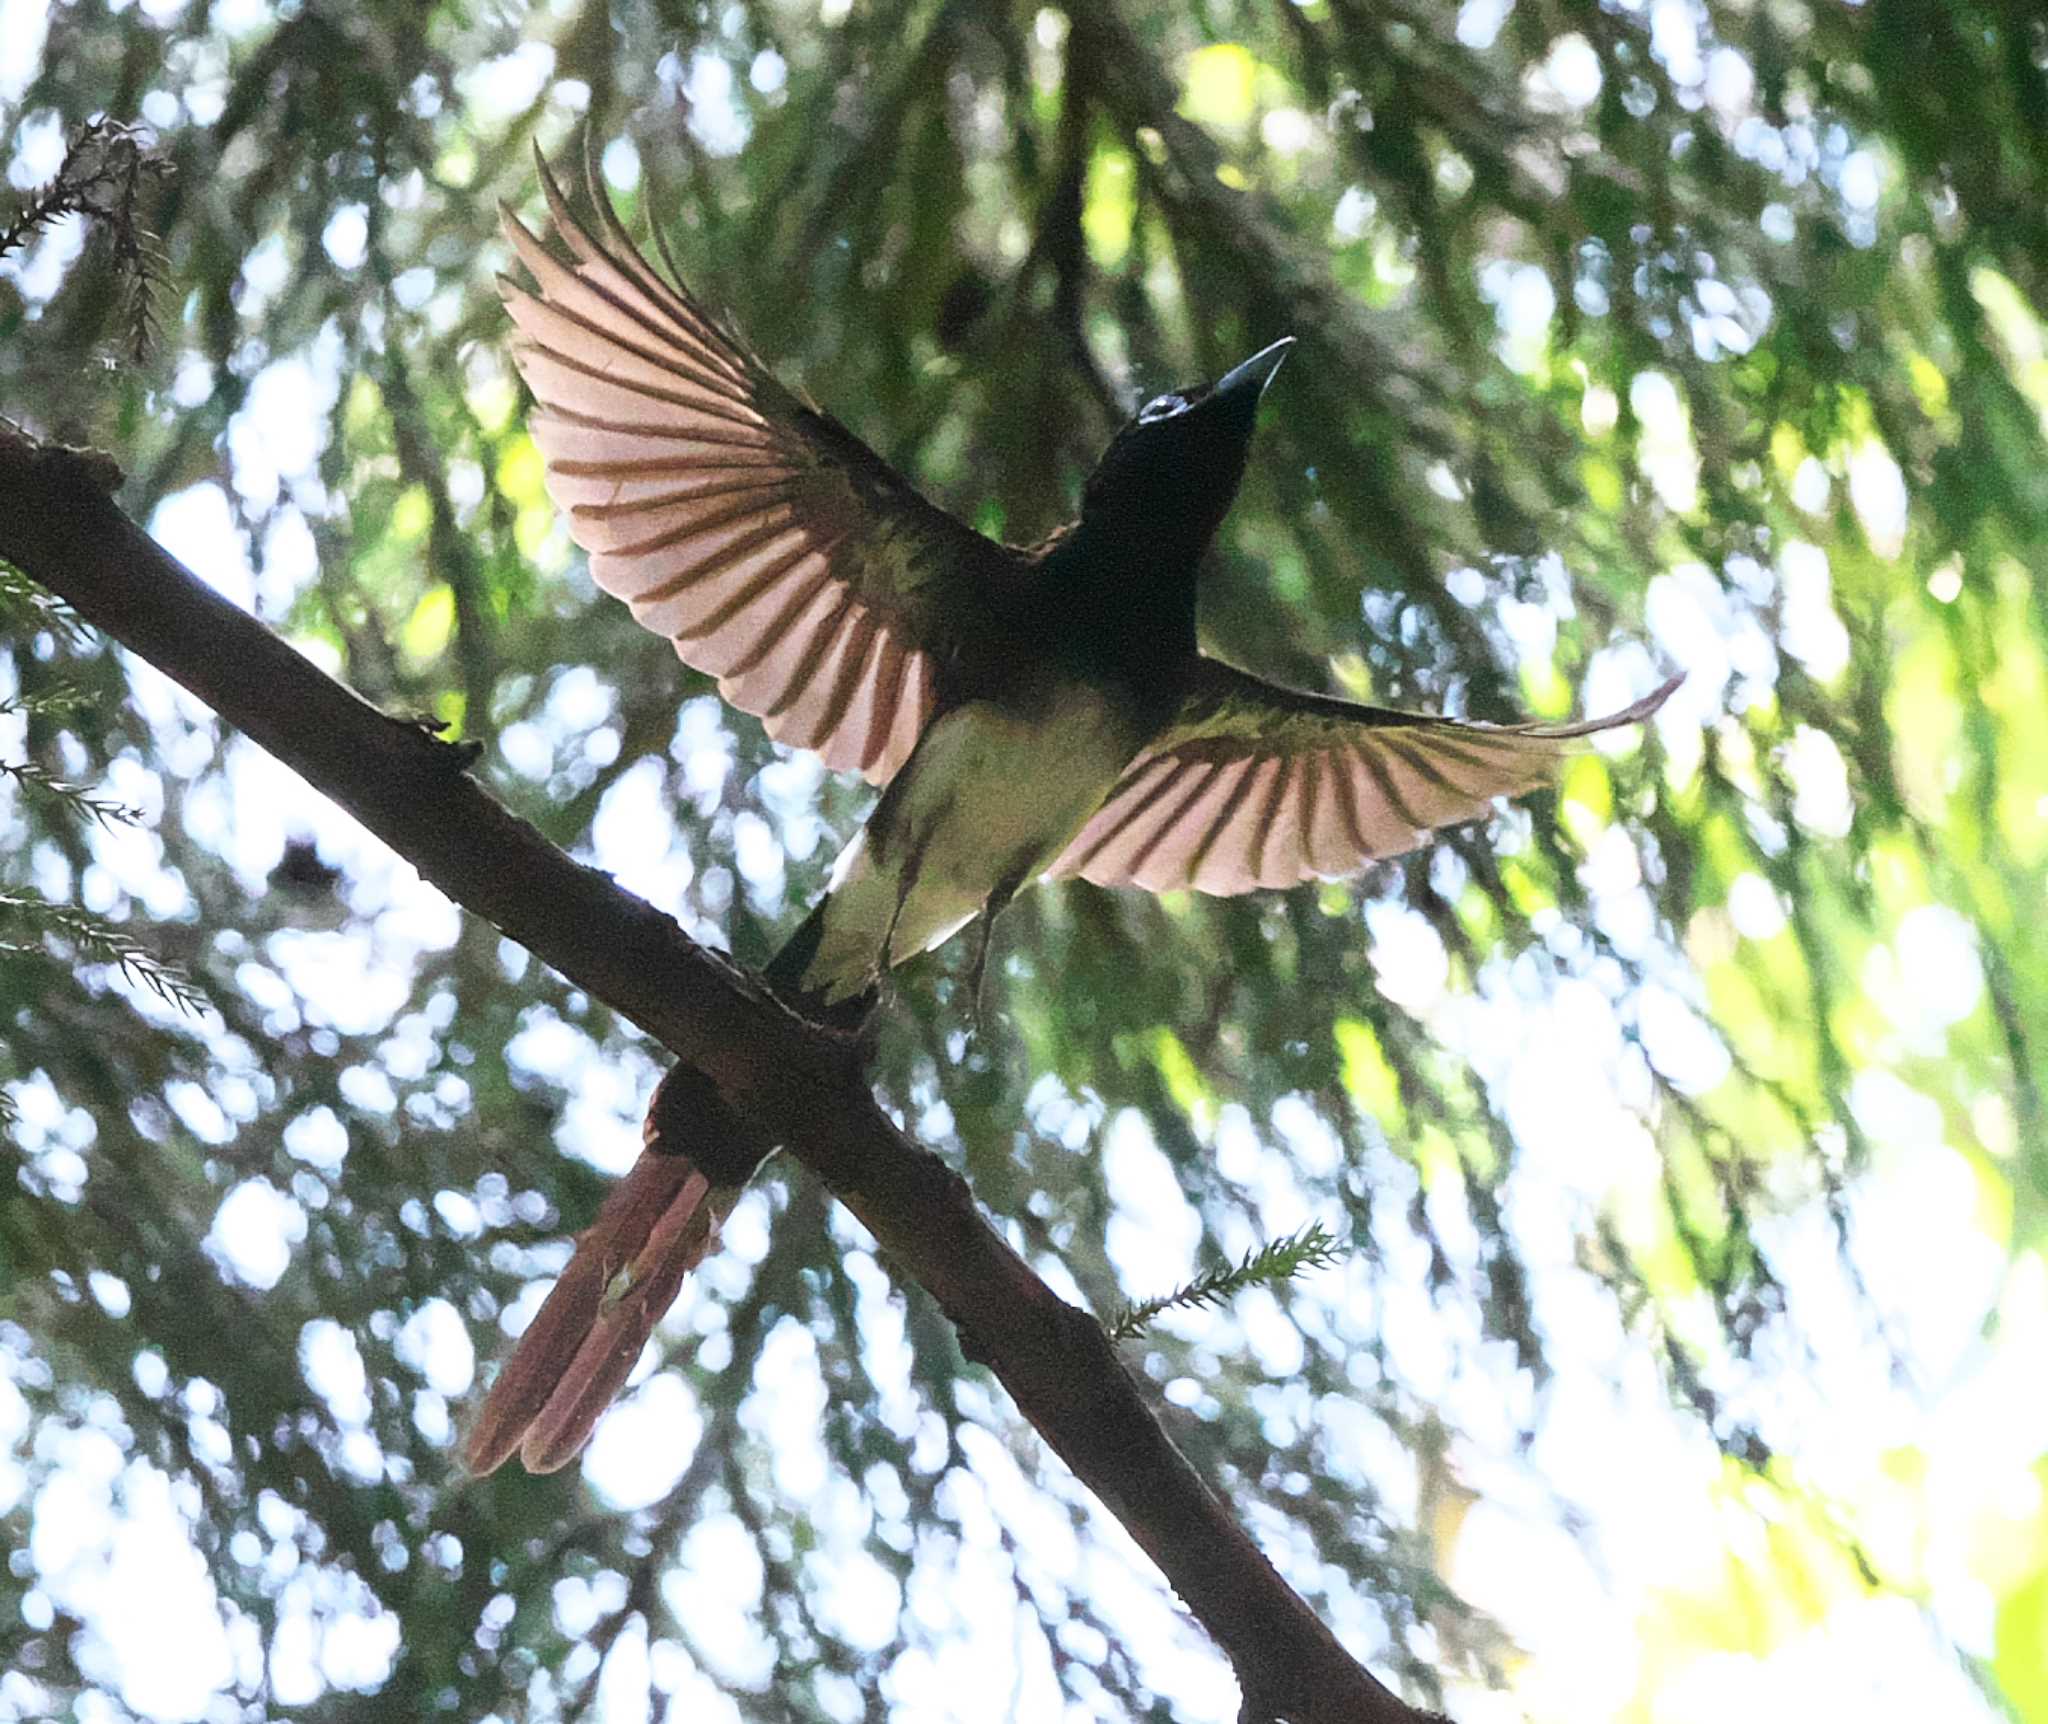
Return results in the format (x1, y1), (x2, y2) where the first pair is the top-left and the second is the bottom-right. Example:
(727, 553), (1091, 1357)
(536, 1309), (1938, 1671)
(1050, 663), (1679, 895)
(500, 150), (1011, 784)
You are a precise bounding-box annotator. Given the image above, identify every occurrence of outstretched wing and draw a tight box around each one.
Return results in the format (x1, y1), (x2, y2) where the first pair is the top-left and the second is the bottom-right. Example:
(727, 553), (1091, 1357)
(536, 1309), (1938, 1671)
(1049, 662), (1679, 895)
(500, 148), (1015, 784)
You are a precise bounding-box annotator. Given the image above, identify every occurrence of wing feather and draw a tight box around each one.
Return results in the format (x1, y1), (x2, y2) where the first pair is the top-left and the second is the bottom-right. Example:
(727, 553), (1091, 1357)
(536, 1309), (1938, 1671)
(1305, 752), (1362, 877)
(1132, 761), (1247, 893)
(503, 146), (1015, 783)
(799, 608), (885, 746)
(1049, 663), (1678, 895)
(755, 586), (863, 719)
(564, 476), (801, 553)
(1180, 759), (1266, 885)
(1058, 755), (1184, 881)
(698, 556), (841, 675)
(853, 637), (909, 775)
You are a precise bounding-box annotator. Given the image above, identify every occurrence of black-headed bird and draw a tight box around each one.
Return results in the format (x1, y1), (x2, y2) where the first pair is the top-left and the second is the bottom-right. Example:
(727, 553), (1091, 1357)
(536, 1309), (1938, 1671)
(462, 151), (1676, 1474)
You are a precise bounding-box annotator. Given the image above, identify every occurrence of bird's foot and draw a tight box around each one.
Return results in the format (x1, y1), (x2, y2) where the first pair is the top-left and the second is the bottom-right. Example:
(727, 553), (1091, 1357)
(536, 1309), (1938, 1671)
(961, 862), (1030, 1041)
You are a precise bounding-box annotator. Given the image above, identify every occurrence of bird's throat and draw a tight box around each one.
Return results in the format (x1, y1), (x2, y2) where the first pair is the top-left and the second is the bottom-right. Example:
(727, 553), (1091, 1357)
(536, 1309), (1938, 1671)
(1032, 522), (1204, 687)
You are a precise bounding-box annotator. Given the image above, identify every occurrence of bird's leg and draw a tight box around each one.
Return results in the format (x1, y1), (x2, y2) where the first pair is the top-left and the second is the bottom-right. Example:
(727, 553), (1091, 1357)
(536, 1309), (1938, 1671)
(963, 920), (997, 1037)
(964, 860), (1034, 1036)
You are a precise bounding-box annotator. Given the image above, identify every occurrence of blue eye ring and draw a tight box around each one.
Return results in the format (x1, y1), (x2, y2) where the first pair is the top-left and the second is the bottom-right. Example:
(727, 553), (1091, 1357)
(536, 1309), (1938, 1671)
(1137, 393), (1189, 425)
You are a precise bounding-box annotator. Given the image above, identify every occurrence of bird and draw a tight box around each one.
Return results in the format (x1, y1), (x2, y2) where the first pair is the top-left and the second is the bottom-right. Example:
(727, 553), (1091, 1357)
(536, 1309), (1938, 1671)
(460, 147), (1677, 1475)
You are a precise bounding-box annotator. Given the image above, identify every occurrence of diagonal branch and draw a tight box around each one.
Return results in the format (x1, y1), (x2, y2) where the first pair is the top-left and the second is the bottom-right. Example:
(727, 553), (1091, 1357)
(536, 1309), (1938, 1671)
(0, 422), (1441, 1724)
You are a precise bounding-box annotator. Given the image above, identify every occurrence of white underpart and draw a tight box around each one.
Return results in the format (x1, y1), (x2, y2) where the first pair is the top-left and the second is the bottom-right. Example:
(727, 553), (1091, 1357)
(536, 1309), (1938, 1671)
(799, 685), (1145, 1002)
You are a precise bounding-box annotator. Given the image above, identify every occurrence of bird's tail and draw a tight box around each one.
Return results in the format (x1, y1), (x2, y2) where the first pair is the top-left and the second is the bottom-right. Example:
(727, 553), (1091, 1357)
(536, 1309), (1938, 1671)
(461, 1066), (770, 1475)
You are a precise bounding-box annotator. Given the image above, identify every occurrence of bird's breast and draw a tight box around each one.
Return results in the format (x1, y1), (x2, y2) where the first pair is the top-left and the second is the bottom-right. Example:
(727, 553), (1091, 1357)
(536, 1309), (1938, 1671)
(793, 676), (1150, 1001)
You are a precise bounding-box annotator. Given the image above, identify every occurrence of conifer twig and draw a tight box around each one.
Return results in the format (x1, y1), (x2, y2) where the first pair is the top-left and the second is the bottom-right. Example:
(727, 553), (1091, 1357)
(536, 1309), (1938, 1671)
(1106, 1222), (1348, 1341)
(0, 683), (94, 720)
(0, 889), (208, 1017)
(0, 117), (173, 362)
(0, 563), (92, 643)
(0, 759), (141, 830)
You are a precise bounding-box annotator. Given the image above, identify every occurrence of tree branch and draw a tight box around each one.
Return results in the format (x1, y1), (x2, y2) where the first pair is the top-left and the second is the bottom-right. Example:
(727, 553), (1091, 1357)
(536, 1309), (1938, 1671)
(0, 421), (1440, 1724)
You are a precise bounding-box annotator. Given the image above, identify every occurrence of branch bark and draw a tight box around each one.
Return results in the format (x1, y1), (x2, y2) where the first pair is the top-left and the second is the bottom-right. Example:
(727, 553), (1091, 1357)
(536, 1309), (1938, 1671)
(0, 423), (1441, 1724)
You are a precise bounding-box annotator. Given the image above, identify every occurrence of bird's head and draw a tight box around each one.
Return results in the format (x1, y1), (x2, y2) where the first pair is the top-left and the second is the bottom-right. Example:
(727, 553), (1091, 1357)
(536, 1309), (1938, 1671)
(1080, 337), (1295, 558)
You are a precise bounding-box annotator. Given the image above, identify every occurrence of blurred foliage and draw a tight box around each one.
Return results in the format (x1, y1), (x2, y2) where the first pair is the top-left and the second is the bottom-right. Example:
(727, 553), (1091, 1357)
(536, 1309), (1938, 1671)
(1, 0), (2045, 1720)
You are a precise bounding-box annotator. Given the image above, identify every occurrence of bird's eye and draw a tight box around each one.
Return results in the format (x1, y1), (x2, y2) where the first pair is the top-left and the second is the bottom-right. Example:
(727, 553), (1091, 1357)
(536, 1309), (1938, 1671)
(1137, 393), (1188, 425)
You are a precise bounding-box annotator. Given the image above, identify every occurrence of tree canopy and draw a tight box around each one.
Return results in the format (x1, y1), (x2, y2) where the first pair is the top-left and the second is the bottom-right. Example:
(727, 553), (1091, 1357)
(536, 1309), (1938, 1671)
(2, 1), (2045, 1720)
